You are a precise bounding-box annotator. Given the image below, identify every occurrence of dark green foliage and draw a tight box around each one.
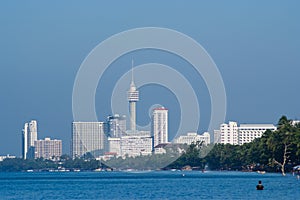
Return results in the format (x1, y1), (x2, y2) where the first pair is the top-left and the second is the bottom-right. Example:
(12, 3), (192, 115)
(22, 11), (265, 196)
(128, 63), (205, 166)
(167, 141), (205, 169)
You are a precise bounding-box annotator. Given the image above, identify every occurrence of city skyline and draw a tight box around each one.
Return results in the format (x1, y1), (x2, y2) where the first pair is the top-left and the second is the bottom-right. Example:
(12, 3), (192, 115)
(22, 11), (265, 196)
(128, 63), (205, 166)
(1, 1), (300, 156)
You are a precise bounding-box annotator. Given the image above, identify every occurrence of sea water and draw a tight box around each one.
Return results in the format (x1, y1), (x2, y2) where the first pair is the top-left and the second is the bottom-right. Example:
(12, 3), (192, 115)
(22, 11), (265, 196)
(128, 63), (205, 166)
(0, 171), (299, 199)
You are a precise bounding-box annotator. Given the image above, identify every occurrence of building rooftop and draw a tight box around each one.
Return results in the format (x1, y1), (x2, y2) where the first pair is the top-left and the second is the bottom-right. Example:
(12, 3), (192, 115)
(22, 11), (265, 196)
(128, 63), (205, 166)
(239, 124), (276, 128)
(153, 107), (168, 111)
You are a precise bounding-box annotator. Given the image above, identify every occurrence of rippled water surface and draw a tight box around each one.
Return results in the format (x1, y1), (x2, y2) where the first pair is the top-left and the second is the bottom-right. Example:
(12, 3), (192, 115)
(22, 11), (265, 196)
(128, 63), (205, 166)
(0, 171), (299, 199)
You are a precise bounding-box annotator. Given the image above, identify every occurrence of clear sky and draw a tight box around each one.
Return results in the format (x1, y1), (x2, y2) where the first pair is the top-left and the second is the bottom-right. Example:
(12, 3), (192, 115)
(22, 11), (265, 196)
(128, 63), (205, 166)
(0, 1), (299, 156)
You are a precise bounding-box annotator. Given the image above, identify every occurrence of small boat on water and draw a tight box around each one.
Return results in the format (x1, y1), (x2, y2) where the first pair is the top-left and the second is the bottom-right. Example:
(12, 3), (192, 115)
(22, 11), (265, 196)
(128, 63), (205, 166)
(257, 170), (266, 174)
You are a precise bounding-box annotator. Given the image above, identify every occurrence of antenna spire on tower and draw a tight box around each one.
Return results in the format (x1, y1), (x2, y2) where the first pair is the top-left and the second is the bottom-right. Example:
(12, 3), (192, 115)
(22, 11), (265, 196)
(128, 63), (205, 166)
(131, 59), (134, 84)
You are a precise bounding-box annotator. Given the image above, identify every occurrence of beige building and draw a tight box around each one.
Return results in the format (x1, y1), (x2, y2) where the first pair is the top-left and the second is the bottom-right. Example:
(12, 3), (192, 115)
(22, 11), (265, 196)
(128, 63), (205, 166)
(34, 138), (62, 159)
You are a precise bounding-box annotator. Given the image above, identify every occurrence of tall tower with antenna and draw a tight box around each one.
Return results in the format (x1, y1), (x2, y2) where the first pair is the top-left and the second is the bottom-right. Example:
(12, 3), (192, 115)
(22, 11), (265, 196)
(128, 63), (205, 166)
(127, 60), (139, 132)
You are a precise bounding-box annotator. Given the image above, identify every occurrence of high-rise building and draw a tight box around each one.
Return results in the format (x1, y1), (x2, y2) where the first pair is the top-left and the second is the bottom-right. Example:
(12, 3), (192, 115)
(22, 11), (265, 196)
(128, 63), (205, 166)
(34, 137), (62, 160)
(127, 61), (139, 131)
(152, 107), (168, 147)
(71, 122), (107, 158)
(107, 114), (126, 137)
(22, 123), (29, 159)
(219, 121), (239, 145)
(214, 121), (276, 145)
(28, 120), (37, 147)
(22, 120), (38, 159)
(173, 132), (210, 145)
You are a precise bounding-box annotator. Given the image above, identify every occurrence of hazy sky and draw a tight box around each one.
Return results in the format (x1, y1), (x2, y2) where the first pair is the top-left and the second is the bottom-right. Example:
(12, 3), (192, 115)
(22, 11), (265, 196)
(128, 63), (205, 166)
(0, 1), (299, 156)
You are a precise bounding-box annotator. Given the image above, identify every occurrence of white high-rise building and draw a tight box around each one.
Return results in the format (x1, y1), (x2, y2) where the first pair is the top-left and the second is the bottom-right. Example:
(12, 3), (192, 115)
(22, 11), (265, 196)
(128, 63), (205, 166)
(28, 120), (37, 147)
(127, 61), (139, 132)
(152, 107), (168, 147)
(219, 121), (239, 145)
(22, 120), (38, 159)
(174, 132), (210, 145)
(22, 123), (29, 159)
(71, 122), (107, 158)
(34, 137), (62, 160)
(214, 121), (277, 145)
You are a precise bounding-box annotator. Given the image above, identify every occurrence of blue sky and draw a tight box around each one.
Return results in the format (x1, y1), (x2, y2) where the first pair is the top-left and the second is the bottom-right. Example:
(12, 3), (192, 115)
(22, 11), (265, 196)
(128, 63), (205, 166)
(0, 1), (299, 155)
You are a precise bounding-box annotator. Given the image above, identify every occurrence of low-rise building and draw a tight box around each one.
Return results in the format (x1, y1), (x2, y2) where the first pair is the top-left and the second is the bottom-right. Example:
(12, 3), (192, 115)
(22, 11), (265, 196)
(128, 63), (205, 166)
(153, 143), (170, 154)
(292, 120), (300, 126)
(173, 132), (210, 145)
(238, 124), (277, 145)
(214, 121), (277, 145)
(0, 154), (16, 162)
(120, 131), (153, 157)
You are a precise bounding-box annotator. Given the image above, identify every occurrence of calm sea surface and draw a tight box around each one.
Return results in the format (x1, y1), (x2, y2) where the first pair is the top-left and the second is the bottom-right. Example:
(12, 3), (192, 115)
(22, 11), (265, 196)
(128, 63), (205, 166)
(0, 171), (299, 199)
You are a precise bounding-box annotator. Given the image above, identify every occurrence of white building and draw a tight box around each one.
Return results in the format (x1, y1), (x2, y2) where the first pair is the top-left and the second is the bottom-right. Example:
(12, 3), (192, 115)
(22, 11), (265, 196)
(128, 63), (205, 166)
(120, 131), (152, 157)
(22, 123), (29, 159)
(71, 122), (107, 158)
(22, 120), (38, 159)
(29, 120), (37, 147)
(220, 121), (239, 145)
(34, 138), (62, 159)
(0, 155), (16, 162)
(238, 124), (277, 145)
(173, 132), (210, 145)
(152, 107), (168, 147)
(214, 121), (277, 145)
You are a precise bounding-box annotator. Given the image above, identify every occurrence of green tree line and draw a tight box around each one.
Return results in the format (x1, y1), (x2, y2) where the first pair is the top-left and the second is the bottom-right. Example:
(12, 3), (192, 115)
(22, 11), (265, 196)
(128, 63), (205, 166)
(0, 154), (106, 172)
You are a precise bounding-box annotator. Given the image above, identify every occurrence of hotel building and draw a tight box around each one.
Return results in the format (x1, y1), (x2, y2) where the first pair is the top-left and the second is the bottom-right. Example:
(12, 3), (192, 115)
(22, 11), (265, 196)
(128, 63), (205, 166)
(238, 124), (277, 145)
(152, 107), (168, 147)
(22, 120), (38, 159)
(71, 122), (107, 158)
(174, 132), (210, 145)
(120, 131), (153, 157)
(34, 137), (62, 159)
(214, 121), (277, 145)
